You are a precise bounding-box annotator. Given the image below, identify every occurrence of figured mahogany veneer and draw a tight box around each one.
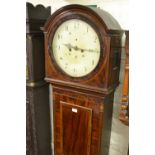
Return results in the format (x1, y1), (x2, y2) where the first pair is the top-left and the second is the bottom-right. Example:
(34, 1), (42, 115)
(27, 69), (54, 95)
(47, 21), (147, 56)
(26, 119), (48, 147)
(44, 4), (123, 155)
(51, 87), (114, 155)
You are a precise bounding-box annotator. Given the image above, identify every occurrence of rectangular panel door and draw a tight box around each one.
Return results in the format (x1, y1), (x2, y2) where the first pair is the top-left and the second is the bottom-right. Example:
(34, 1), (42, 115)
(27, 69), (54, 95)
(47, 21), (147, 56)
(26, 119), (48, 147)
(59, 101), (92, 155)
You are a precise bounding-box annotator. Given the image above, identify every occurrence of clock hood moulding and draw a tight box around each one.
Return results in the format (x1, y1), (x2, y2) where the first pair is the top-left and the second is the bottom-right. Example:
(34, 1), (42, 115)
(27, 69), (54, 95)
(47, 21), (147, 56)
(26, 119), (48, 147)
(44, 4), (123, 35)
(91, 7), (122, 32)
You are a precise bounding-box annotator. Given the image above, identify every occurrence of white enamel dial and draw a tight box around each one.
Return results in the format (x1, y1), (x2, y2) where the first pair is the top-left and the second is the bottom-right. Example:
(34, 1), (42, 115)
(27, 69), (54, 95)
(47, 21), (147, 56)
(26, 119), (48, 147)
(52, 19), (100, 77)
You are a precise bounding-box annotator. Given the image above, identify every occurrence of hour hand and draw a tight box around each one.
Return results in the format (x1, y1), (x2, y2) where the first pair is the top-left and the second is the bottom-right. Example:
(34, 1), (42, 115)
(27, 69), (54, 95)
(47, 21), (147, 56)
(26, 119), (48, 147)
(63, 43), (71, 49)
(63, 44), (80, 51)
(63, 43), (73, 51)
(73, 46), (98, 53)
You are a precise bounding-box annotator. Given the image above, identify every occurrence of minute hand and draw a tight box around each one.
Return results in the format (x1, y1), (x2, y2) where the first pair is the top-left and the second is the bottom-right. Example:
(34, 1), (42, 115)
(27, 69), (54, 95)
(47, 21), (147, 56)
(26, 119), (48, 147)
(63, 44), (80, 51)
(82, 48), (99, 53)
(72, 46), (98, 53)
(64, 44), (98, 53)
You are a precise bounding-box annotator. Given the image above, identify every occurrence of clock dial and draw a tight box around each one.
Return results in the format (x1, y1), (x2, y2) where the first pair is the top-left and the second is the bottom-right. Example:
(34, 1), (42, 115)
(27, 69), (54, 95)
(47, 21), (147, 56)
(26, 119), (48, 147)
(52, 19), (100, 77)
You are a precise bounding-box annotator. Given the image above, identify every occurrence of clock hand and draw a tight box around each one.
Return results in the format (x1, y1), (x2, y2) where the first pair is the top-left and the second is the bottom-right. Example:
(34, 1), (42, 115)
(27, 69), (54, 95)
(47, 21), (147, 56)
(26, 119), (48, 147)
(63, 43), (73, 51)
(63, 44), (80, 51)
(70, 45), (98, 53)
(79, 47), (99, 53)
(84, 49), (99, 53)
(63, 44), (98, 53)
(72, 45), (80, 51)
(64, 43), (71, 49)
(67, 45), (87, 52)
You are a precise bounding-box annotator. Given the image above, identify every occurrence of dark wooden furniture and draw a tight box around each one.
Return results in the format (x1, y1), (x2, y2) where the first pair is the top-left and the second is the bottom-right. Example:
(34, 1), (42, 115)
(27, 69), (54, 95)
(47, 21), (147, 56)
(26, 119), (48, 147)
(44, 5), (123, 155)
(26, 3), (51, 155)
(119, 31), (129, 125)
(119, 31), (129, 155)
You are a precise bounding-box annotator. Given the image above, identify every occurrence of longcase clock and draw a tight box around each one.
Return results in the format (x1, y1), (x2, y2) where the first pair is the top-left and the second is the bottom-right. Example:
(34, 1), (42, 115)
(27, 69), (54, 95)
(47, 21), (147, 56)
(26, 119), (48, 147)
(26, 3), (51, 155)
(44, 4), (123, 155)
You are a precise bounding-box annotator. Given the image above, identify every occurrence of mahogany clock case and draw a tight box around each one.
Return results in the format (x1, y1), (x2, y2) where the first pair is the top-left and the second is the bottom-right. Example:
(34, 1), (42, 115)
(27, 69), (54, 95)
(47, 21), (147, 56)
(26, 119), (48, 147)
(44, 4), (124, 155)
